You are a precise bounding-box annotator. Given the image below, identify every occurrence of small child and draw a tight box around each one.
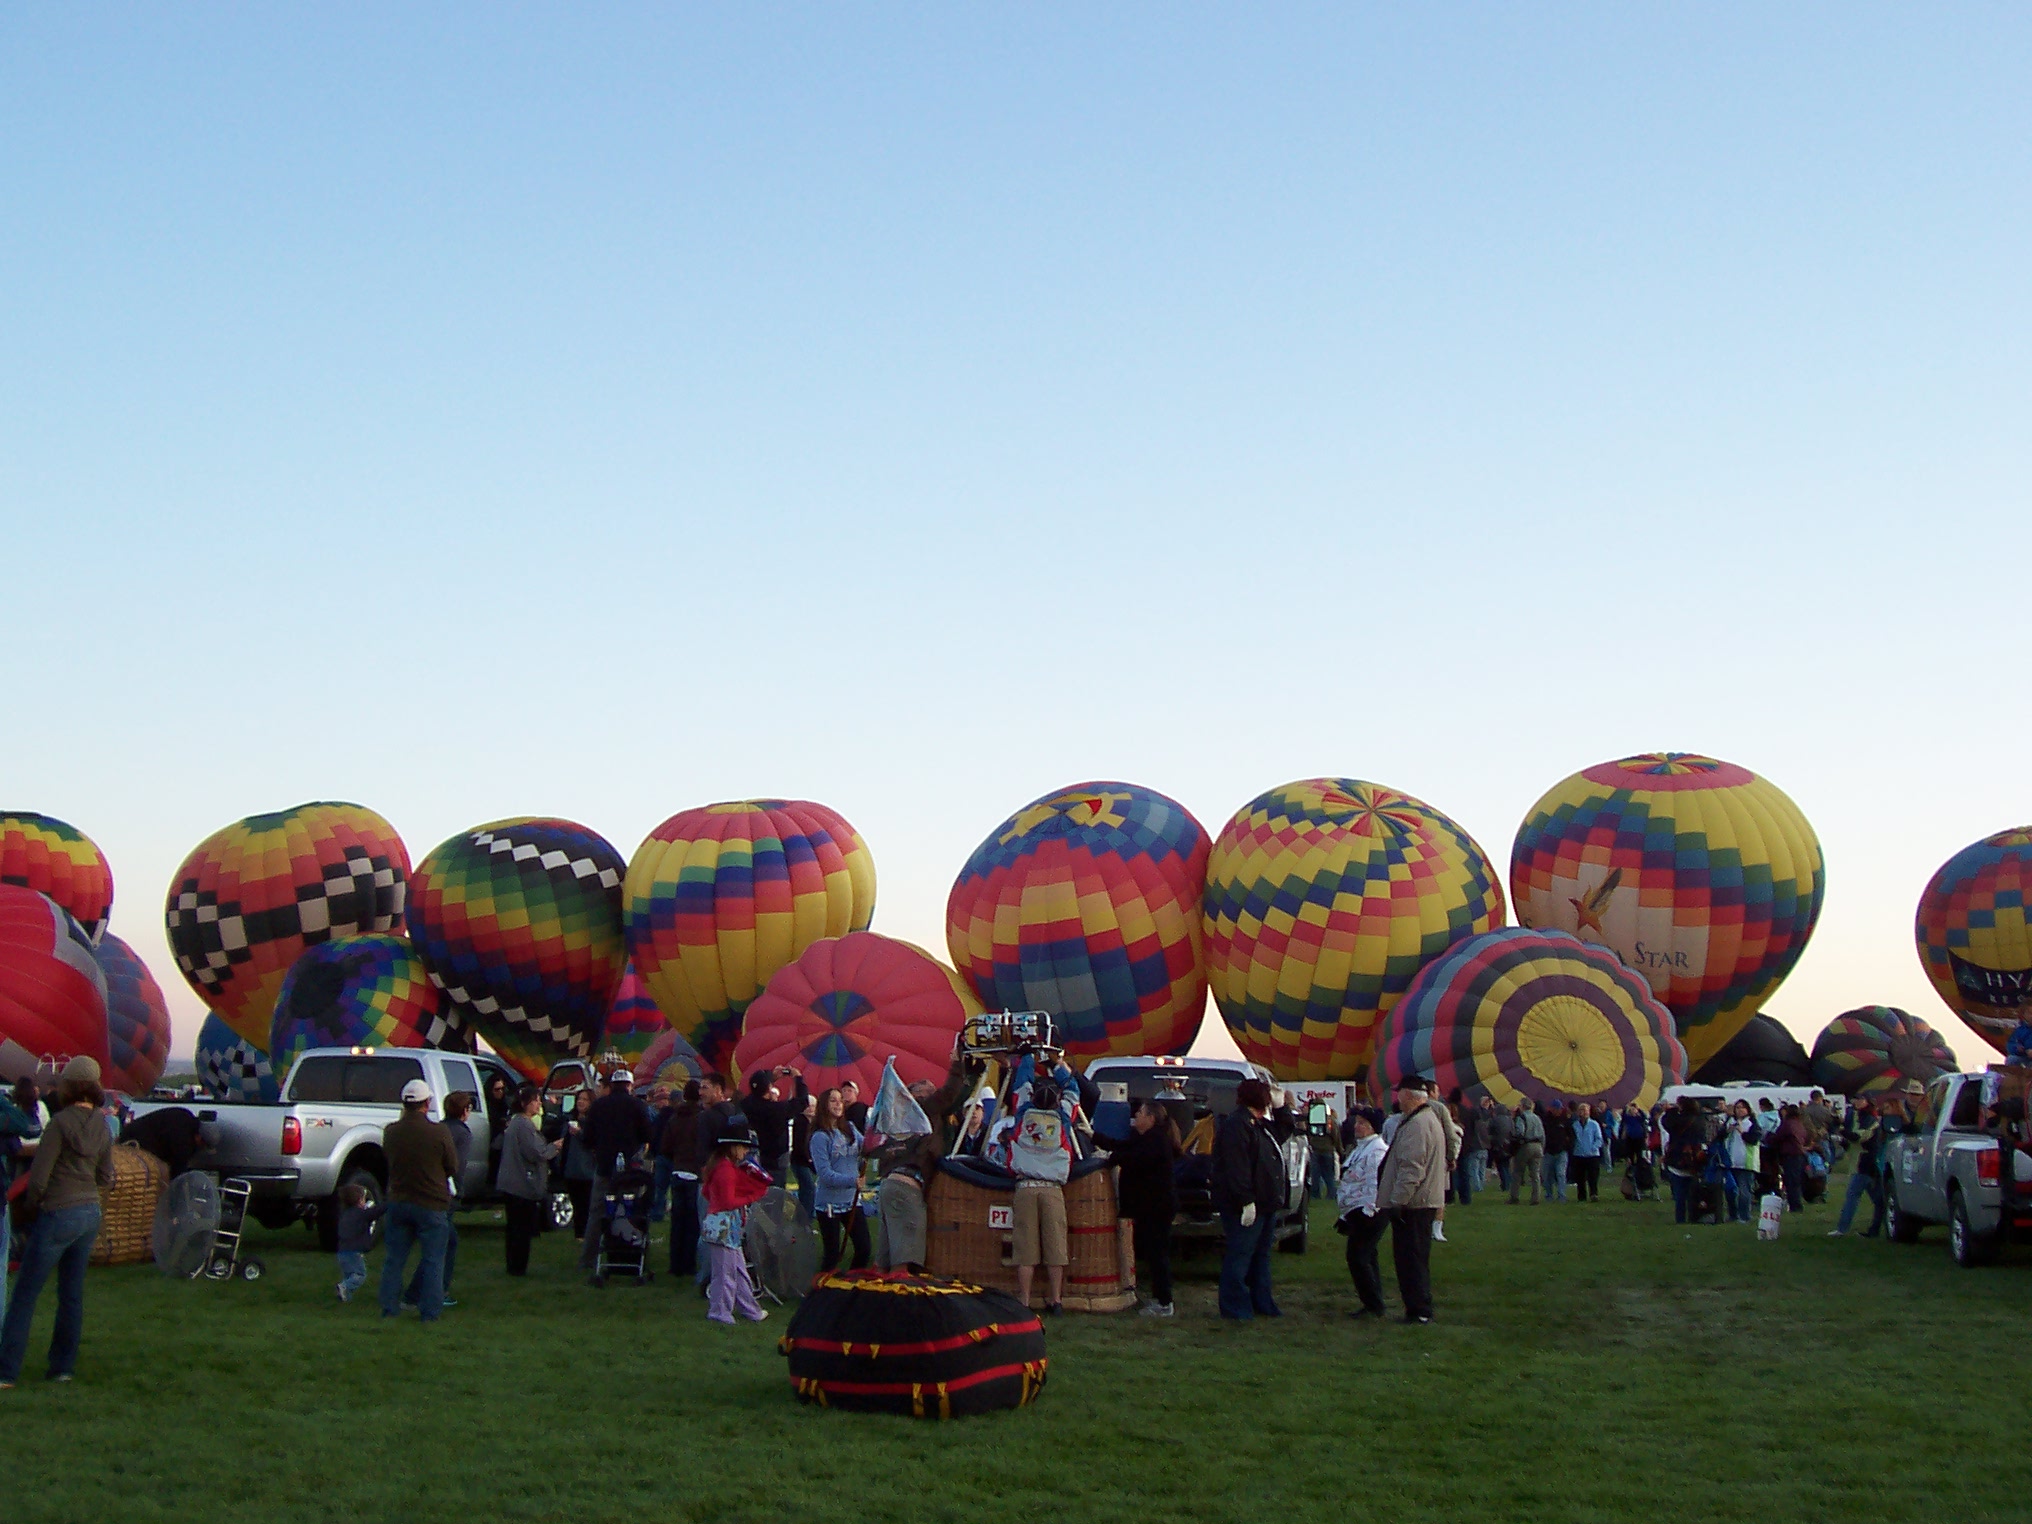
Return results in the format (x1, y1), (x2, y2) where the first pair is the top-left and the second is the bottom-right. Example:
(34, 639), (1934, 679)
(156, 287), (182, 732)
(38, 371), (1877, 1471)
(334, 1184), (384, 1303)
(700, 1124), (773, 1325)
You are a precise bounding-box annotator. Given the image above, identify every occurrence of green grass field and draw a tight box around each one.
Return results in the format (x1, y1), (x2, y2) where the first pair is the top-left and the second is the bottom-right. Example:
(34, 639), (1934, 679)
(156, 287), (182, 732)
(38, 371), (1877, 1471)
(7, 1175), (2027, 1524)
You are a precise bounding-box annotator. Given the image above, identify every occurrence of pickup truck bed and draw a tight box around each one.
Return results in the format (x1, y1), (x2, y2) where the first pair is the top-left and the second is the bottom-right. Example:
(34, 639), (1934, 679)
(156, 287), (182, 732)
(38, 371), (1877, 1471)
(1884, 1069), (2032, 1267)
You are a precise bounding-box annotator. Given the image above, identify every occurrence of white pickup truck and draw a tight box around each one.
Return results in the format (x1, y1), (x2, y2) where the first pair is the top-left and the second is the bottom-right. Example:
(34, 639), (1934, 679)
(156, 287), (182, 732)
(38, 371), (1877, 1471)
(1884, 1070), (2032, 1267)
(126, 1047), (522, 1250)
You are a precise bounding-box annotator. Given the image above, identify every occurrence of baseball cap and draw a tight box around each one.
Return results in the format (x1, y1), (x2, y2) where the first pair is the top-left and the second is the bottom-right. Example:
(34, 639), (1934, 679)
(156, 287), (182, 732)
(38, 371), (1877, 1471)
(400, 1079), (431, 1104)
(610, 1069), (633, 1087)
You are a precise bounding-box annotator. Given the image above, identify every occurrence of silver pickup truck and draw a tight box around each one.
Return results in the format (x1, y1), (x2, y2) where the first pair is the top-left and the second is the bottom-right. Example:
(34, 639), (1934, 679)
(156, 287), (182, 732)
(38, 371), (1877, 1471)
(1884, 1070), (2032, 1267)
(127, 1047), (522, 1250)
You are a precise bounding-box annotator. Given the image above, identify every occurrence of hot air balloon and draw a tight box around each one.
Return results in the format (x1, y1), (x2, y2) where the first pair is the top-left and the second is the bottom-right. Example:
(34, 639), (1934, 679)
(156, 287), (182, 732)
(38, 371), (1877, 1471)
(1915, 826), (2032, 1055)
(1811, 1005), (1957, 1096)
(1689, 1012), (1811, 1087)
(0, 885), (110, 1070)
(164, 802), (410, 1049)
(1510, 752), (1823, 1072)
(639, 1024), (704, 1084)
(93, 931), (173, 1096)
(1203, 779), (1505, 1082)
(268, 934), (453, 1079)
(624, 800), (876, 1077)
(945, 782), (1209, 1064)
(736, 932), (983, 1097)
(1, 812), (114, 944)
(599, 962), (670, 1069)
(406, 818), (627, 1083)
(196, 1011), (279, 1102)
(1374, 926), (1687, 1109)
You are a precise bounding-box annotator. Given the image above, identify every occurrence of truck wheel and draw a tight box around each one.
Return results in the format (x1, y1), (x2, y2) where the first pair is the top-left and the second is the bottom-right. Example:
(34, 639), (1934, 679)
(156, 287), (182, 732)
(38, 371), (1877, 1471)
(1885, 1190), (1922, 1245)
(1949, 1189), (1998, 1268)
(317, 1166), (386, 1253)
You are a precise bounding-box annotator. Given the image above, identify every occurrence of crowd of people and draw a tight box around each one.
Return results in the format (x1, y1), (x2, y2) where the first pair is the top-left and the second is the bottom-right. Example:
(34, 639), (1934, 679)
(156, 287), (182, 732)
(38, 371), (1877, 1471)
(0, 1041), (1937, 1387)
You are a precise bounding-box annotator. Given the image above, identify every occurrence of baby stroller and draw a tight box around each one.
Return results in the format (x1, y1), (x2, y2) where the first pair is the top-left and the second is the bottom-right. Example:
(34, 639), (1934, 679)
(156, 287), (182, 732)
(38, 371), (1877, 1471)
(592, 1162), (656, 1288)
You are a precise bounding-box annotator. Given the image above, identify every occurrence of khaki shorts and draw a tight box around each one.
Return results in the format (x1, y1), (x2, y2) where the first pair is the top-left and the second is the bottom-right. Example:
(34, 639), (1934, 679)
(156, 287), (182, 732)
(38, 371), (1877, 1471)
(1010, 1183), (1068, 1268)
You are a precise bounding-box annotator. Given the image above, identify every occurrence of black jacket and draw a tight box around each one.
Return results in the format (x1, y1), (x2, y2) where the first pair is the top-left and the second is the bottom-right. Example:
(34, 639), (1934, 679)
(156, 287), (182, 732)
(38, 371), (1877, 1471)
(695, 1099), (743, 1164)
(1211, 1109), (1286, 1217)
(582, 1089), (650, 1172)
(743, 1075), (810, 1167)
(1099, 1124), (1180, 1223)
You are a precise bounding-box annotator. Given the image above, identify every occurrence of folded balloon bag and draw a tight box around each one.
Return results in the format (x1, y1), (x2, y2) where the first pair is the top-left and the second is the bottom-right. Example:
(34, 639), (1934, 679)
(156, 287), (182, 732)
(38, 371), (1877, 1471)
(1757, 1193), (1784, 1240)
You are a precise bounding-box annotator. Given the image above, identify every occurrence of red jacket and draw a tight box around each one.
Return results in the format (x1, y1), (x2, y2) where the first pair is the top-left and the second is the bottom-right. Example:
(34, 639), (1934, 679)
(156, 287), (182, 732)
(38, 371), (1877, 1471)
(703, 1156), (772, 1213)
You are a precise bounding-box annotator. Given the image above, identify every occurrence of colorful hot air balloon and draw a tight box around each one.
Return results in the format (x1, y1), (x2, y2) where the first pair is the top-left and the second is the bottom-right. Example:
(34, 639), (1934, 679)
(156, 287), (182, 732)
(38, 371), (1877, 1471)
(624, 800), (876, 1077)
(1204, 779), (1506, 1082)
(1, 812), (114, 944)
(1915, 826), (2032, 1055)
(164, 802), (410, 1049)
(268, 934), (454, 1079)
(599, 962), (669, 1069)
(1510, 752), (1824, 1072)
(736, 932), (983, 1097)
(1374, 926), (1687, 1109)
(945, 782), (1210, 1064)
(639, 1024), (704, 1084)
(1811, 1006), (1957, 1096)
(94, 932), (173, 1096)
(406, 818), (627, 1083)
(0, 885), (110, 1069)
(196, 1011), (280, 1102)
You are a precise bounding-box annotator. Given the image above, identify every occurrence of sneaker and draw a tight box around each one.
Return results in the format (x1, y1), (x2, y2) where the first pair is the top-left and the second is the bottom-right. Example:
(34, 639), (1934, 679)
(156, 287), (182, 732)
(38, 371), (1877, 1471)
(1139, 1302), (1174, 1318)
(50, 1374), (72, 1383)
(743, 1308), (769, 1323)
(1402, 1314), (1433, 1325)
(1826, 1230), (1846, 1237)
(1431, 1223), (1447, 1242)
(1044, 1303), (1064, 1317)
(440, 1297), (458, 1309)
(0, 1381), (14, 1391)
(336, 1283), (351, 1303)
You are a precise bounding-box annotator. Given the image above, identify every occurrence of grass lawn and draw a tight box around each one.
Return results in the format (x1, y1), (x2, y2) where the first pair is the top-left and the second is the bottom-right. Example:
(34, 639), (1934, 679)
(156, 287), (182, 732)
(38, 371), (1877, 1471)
(7, 1172), (2028, 1524)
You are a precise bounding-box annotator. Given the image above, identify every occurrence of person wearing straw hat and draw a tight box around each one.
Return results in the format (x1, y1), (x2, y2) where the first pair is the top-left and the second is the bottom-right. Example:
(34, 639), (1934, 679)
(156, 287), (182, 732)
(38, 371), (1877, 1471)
(0, 1057), (114, 1388)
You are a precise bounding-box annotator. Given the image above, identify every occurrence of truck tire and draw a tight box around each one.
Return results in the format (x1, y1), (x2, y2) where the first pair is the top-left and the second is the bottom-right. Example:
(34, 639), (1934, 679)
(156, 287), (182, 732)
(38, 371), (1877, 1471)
(1885, 1188), (1922, 1245)
(316, 1165), (386, 1253)
(1949, 1188), (1998, 1268)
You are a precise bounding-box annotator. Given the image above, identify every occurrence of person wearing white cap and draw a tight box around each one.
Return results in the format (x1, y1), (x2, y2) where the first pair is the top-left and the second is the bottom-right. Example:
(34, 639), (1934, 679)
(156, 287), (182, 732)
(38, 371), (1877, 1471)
(1, 1056), (115, 1387)
(378, 1078), (459, 1322)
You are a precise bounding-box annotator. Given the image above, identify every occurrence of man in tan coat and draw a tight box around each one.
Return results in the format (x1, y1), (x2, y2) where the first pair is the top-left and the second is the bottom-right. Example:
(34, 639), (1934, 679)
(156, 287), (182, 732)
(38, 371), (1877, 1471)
(1376, 1075), (1447, 1324)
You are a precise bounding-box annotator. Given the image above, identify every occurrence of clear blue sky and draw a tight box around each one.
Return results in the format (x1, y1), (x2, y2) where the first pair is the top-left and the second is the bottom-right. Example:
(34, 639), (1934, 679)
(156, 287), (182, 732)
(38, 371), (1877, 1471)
(5, 8), (2027, 1067)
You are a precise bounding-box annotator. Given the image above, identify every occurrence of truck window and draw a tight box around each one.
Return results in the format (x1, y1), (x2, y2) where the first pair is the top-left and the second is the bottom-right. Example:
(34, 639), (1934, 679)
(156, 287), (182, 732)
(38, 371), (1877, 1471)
(1950, 1083), (1985, 1129)
(441, 1058), (480, 1103)
(289, 1055), (425, 1104)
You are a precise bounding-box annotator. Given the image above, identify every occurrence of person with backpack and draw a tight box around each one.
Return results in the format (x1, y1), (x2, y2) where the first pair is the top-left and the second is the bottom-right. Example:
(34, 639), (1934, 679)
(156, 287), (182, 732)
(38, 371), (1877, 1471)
(1097, 1098), (1183, 1318)
(989, 1071), (1078, 1314)
(1507, 1100), (1546, 1205)
(1661, 1095), (1712, 1224)
(1336, 1106), (1389, 1318)
(1483, 1100), (1514, 1194)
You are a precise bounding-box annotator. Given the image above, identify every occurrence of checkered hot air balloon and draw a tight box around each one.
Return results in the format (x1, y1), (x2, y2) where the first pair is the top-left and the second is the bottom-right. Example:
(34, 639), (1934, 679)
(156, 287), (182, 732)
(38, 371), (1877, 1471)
(946, 781), (1210, 1063)
(639, 1024), (704, 1085)
(624, 800), (876, 1077)
(164, 802), (410, 1049)
(0, 885), (110, 1070)
(1374, 926), (1687, 1109)
(1510, 752), (1824, 1072)
(1205, 779), (1506, 1082)
(94, 932), (172, 1096)
(1810, 1006), (1956, 1096)
(1916, 826), (2032, 1056)
(737, 932), (983, 1097)
(268, 933), (455, 1079)
(599, 962), (670, 1069)
(196, 1011), (279, 1102)
(406, 818), (627, 1083)
(2, 813), (114, 944)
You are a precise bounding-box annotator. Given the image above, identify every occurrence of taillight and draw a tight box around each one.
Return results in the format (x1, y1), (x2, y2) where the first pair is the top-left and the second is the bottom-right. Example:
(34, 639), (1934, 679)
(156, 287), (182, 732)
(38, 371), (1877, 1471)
(281, 1117), (302, 1156)
(1975, 1147), (2000, 1183)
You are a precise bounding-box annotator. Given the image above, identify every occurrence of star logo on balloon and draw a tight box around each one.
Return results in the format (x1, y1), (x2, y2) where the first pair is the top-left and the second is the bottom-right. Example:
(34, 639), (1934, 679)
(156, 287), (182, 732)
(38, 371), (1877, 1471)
(998, 790), (1128, 845)
(1567, 868), (1621, 939)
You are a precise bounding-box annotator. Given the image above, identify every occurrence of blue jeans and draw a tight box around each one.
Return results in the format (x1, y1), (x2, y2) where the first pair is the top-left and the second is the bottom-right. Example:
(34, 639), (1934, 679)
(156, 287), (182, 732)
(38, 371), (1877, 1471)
(408, 1215), (457, 1300)
(1732, 1169), (1758, 1221)
(1464, 1150), (1487, 1195)
(0, 1202), (101, 1382)
(1835, 1169), (1884, 1235)
(794, 1165), (816, 1218)
(1217, 1209), (1279, 1320)
(650, 1157), (673, 1223)
(379, 1202), (451, 1321)
(1669, 1171), (1697, 1223)
(337, 1251), (368, 1295)
(1543, 1152), (1568, 1202)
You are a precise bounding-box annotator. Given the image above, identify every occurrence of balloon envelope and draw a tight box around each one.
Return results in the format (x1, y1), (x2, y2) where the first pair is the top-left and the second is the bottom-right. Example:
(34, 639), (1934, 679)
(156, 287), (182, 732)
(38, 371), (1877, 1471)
(638, 1024), (704, 1085)
(406, 818), (627, 1083)
(94, 932), (173, 1096)
(1375, 926), (1687, 1110)
(946, 782), (1209, 1063)
(624, 799), (876, 1077)
(1811, 1006), (1958, 1096)
(1510, 752), (1823, 1072)
(196, 1011), (279, 1102)
(1689, 1012), (1812, 1087)
(1915, 826), (2032, 1054)
(737, 932), (982, 1098)
(164, 802), (410, 1049)
(0, 885), (110, 1070)
(600, 962), (670, 1069)
(1205, 779), (1506, 1081)
(1, 813), (114, 944)
(268, 934), (453, 1079)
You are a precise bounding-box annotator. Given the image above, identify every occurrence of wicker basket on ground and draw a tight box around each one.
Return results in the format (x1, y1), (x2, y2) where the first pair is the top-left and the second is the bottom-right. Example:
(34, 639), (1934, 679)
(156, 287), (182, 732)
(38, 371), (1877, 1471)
(923, 1157), (1134, 1313)
(92, 1143), (171, 1266)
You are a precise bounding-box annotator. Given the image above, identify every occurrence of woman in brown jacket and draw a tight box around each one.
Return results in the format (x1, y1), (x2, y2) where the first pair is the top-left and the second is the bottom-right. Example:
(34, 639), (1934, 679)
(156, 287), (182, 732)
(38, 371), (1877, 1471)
(0, 1056), (116, 1388)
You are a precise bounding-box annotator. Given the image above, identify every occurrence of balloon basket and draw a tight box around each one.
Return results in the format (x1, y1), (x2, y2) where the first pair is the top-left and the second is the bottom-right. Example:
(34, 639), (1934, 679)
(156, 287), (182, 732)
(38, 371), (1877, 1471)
(923, 1160), (1134, 1313)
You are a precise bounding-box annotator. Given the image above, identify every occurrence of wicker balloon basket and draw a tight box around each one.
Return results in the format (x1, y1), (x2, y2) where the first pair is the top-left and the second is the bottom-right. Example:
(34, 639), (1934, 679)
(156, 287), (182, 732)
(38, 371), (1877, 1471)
(92, 1143), (171, 1266)
(924, 1159), (1134, 1313)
